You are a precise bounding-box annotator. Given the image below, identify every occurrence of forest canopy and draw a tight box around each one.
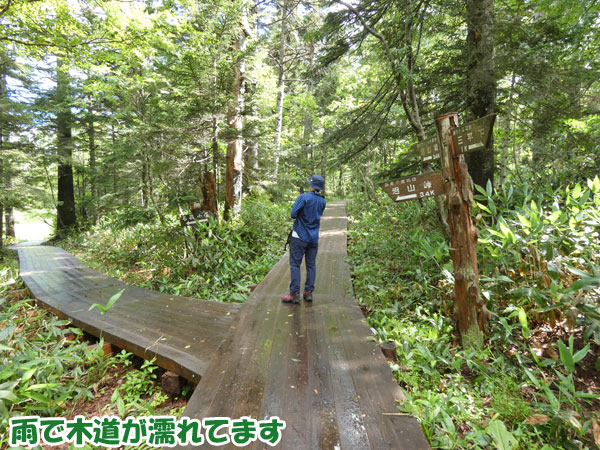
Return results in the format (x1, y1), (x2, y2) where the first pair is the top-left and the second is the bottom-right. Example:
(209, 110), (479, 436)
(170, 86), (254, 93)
(0, 0), (597, 240)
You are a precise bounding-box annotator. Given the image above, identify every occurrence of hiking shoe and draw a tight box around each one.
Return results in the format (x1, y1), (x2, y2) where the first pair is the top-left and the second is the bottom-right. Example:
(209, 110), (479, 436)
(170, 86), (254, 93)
(282, 293), (300, 304)
(303, 291), (313, 302)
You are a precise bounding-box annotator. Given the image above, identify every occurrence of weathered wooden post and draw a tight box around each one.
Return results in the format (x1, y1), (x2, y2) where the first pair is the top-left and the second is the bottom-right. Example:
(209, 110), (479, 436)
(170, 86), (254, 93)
(380, 112), (495, 349)
(435, 113), (485, 349)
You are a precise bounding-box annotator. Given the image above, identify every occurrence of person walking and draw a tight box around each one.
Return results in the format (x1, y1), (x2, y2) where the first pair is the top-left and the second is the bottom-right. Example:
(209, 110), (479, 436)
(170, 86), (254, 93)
(282, 175), (326, 304)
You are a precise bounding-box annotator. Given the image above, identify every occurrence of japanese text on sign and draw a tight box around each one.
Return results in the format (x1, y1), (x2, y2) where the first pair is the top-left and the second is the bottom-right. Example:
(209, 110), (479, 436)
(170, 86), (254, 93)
(414, 136), (440, 162)
(451, 114), (496, 156)
(379, 171), (444, 203)
(9, 415), (286, 448)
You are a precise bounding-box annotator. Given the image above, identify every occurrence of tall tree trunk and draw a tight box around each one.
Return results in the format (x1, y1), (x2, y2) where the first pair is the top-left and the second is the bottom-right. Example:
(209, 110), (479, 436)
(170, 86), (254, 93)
(212, 55), (220, 205)
(320, 139), (327, 179)
(141, 156), (149, 207)
(0, 68), (4, 246)
(144, 151), (165, 225)
(224, 25), (247, 220)
(303, 113), (313, 173)
(399, 1), (450, 239)
(4, 208), (13, 238)
(357, 165), (380, 205)
(302, 41), (315, 175)
(111, 123), (117, 194)
(201, 171), (218, 217)
(465, 0), (496, 189)
(88, 109), (97, 223)
(244, 103), (259, 191)
(56, 57), (77, 234)
(273, 0), (289, 180)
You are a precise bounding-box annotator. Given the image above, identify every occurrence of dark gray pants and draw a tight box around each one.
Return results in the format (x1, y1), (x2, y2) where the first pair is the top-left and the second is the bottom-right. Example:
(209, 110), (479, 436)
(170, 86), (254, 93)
(289, 237), (318, 294)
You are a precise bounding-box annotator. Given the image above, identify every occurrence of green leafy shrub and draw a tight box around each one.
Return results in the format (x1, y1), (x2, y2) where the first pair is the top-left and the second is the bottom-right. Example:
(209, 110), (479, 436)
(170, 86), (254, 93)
(0, 257), (113, 445)
(474, 177), (600, 344)
(62, 193), (289, 302)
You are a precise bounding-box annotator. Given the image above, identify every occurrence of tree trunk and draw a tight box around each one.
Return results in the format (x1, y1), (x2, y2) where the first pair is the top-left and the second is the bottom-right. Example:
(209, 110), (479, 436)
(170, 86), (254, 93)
(3, 209), (12, 238)
(320, 141), (327, 180)
(56, 57), (77, 234)
(436, 113), (485, 349)
(273, 0), (289, 180)
(399, 3), (450, 239)
(111, 123), (117, 194)
(201, 171), (218, 217)
(357, 165), (380, 205)
(144, 151), (165, 225)
(88, 110), (97, 223)
(224, 26), (247, 220)
(465, 0), (496, 190)
(141, 156), (149, 207)
(244, 103), (259, 192)
(212, 55), (220, 205)
(0, 68), (4, 246)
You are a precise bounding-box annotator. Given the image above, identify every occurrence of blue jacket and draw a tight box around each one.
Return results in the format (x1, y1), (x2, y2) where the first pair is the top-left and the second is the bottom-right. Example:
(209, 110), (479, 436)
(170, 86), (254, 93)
(291, 191), (327, 244)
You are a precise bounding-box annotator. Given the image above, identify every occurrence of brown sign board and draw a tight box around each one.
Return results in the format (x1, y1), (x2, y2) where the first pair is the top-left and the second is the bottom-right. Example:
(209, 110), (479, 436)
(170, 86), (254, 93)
(414, 136), (440, 162)
(379, 171), (444, 203)
(190, 202), (202, 210)
(451, 114), (496, 156)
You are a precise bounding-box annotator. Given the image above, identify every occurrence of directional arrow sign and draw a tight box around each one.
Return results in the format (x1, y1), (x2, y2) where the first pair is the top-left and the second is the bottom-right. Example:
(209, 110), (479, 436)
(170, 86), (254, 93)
(414, 136), (440, 162)
(451, 114), (496, 156)
(379, 171), (444, 203)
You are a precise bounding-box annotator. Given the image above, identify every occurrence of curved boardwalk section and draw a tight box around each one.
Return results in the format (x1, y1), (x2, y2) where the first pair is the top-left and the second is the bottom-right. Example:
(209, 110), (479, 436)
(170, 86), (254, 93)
(177, 201), (429, 449)
(15, 245), (239, 383)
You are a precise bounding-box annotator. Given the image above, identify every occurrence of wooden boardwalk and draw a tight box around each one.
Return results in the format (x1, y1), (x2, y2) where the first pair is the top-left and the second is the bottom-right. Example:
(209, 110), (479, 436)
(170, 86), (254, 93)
(176, 202), (429, 449)
(15, 245), (239, 383)
(14, 202), (429, 449)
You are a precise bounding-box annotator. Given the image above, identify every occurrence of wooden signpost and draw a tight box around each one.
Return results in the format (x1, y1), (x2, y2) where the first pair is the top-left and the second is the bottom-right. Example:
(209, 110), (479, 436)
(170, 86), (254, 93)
(379, 113), (496, 348)
(380, 172), (444, 202)
(180, 202), (211, 228)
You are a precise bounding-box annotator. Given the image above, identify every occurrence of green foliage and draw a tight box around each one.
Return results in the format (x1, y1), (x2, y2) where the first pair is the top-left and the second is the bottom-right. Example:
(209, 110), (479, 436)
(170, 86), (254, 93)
(62, 194), (289, 302)
(347, 179), (600, 449)
(0, 264), (111, 445)
(109, 354), (163, 417)
(474, 177), (600, 344)
(89, 288), (125, 315)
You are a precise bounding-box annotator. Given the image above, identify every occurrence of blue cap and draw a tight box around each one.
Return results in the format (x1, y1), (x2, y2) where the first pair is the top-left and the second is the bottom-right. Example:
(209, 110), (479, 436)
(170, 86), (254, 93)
(308, 174), (325, 191)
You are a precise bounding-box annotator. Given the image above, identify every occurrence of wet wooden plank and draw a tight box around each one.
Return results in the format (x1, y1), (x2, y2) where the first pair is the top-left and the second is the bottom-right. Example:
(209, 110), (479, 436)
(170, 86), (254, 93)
(15, 245), (239, 382)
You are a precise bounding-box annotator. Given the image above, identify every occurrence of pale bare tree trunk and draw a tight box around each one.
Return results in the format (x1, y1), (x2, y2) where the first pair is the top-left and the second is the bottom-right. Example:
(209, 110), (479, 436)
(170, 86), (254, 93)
(244, 103), (259, 190)
(273, 0), (289, 180)
(0, 67), (4, 245)
(357, 165), (380, 205)
(111, 123), (117, 194)
(224, 26), (247, 220)
(141, 156), (149, 207)
(320, 141), (327, 179)
(212, 56), (220, 202)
